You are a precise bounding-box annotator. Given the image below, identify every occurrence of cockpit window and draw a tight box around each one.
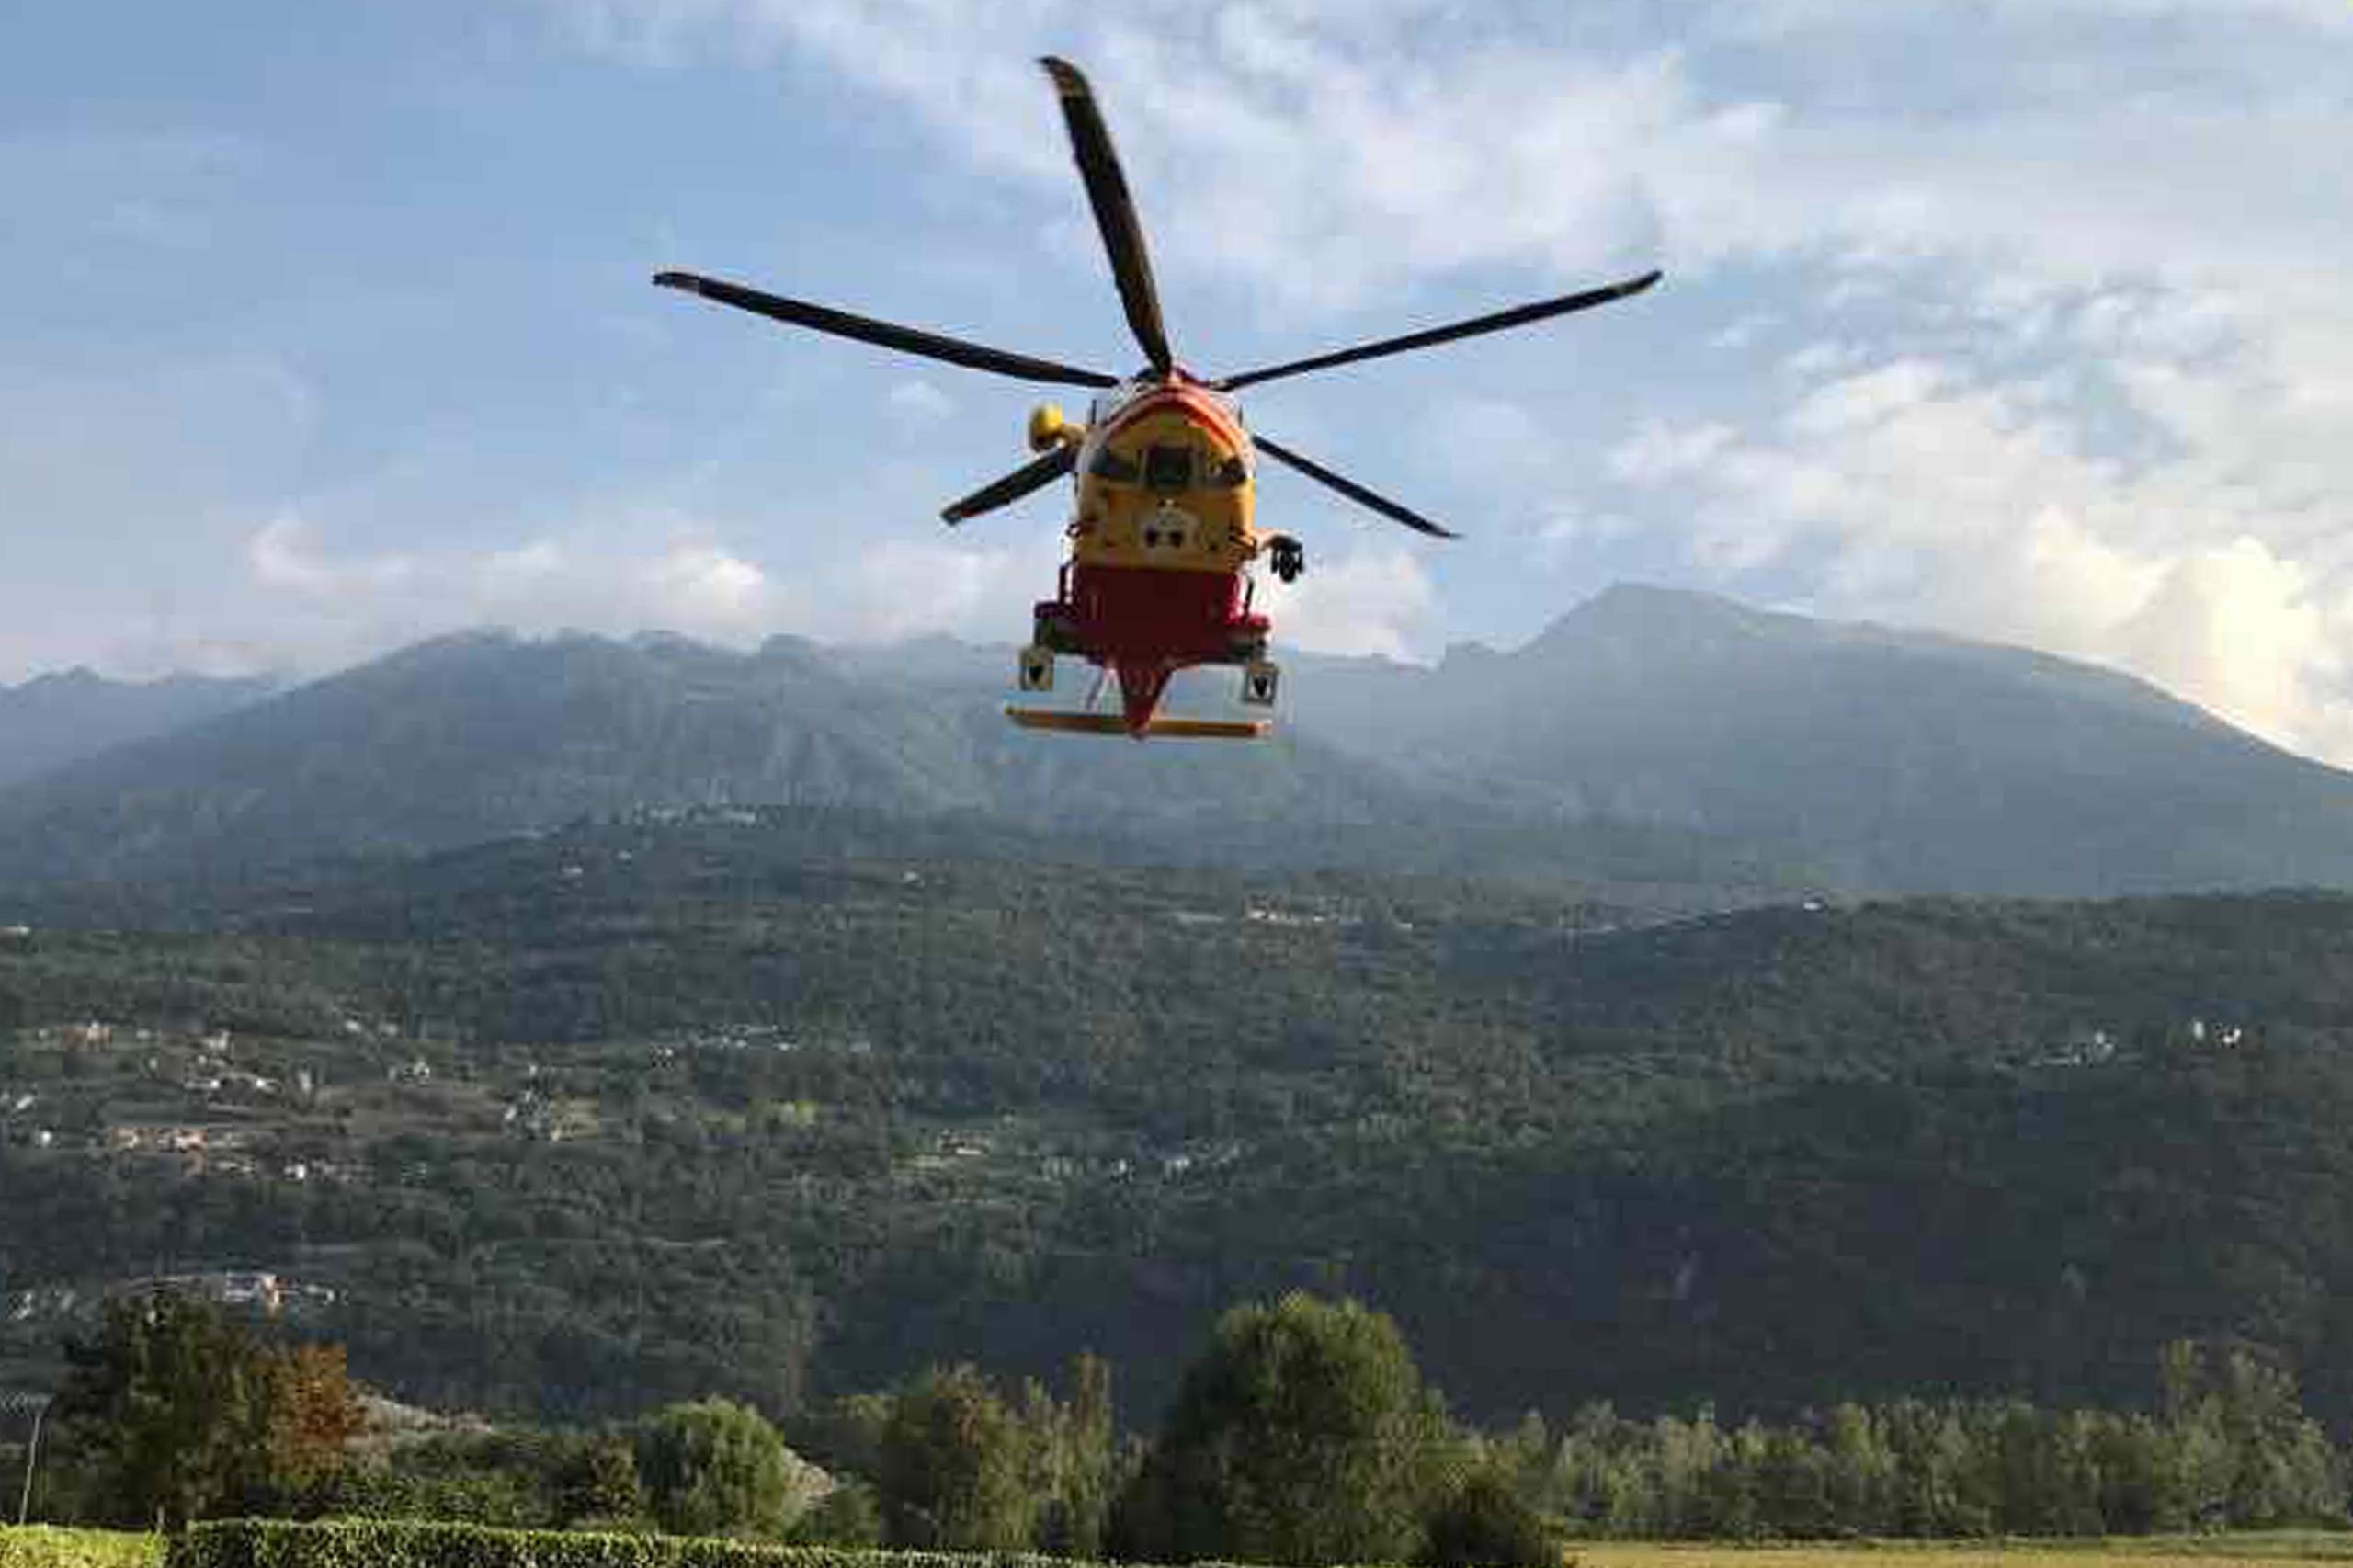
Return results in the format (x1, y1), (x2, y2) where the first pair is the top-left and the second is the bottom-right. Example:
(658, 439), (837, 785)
(1143, 443), (1193, 492)
(1088, 447), (1140, 483)
(1210, 454), (1249, 488)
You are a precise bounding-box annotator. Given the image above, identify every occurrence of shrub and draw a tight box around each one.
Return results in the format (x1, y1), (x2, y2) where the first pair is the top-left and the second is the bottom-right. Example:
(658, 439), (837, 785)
(787, 1483), (881, 1548)
(175, 1519), (789, 1568)
(165, 1519), (1089, 1568)
(634, 1400), (825, 1540)
(1418, 1469), (1557, 1568)
(0, 1527), (163, 1568)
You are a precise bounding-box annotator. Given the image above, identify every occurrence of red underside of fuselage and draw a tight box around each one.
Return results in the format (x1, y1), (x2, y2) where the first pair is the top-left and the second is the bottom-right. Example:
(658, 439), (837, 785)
(1037, 563), (1267, 734)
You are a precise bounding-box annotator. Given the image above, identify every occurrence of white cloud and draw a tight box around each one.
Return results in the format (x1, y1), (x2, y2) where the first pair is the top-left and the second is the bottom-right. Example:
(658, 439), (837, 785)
(1260, 546), (1435, 660)
(542, 0), (1696, 311)
(801, 537), (1023, 644)
(885, 378), (955, 422)
(1609, 347), (2353, 761)
(1539, 509), (1636, 548)
(1608, 422), (1737, 486)
(228, 514), (784, 666)
(247, 516), (415, 595)
(209, 507), (1056, 672)
(1786, 359), (1949, 437)
(1709, 312), (1779, 350)
(2117, 537), (2346, 758)
(542, 0), (2337, 346)
(1415, 396), (1557, 494)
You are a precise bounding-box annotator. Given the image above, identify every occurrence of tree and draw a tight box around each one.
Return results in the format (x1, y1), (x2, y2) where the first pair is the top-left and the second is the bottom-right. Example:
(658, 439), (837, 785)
(1119, 1292), (1456, 1566)
(51, 1289), (357, 1528)
(2158, 1339), (2347, 1528)
(790, 1478), (882, 1546)
(1420, 1463), (1556, 1568)
(1820, 1403), (1894, 1534)
(1014, 1354), (1119, 1557)
(555, 1433), (647, 1529)
(633, 1397), (825, 1539)
(878, 1364), (1034, 1550)
(54, 1290), (251, 1526)
(256, 1342), (365, 1514)
(1060, 1352), (1118, 1557)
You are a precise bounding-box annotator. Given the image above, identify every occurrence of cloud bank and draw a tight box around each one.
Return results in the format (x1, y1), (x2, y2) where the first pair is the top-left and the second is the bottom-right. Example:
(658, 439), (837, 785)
(532, 0), (2353, 756)
(18, 1), (2347, 768)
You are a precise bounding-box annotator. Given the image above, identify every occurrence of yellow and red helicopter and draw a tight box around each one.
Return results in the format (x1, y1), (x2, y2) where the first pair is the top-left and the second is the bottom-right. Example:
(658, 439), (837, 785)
(656, 57), (1660, 739)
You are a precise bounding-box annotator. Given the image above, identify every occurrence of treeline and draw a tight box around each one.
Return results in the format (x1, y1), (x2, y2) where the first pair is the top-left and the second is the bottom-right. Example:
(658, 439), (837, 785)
(17, 1287), (2348, 1562)
(1506, 1340), (2345, 1539)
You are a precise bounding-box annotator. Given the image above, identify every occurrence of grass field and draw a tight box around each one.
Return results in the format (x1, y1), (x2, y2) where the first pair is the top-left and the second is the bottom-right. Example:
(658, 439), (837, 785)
(0, 1528), (161, 1568)
(1573, 1536), (2353, 1567)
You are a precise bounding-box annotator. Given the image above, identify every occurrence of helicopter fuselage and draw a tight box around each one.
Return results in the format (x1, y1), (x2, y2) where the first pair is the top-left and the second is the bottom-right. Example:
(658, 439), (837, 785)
(1029, 374), (1275, 732)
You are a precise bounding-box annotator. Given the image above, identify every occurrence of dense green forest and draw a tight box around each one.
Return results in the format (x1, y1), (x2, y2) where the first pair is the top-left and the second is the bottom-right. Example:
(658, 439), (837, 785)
(7, 811), (2353, 1430)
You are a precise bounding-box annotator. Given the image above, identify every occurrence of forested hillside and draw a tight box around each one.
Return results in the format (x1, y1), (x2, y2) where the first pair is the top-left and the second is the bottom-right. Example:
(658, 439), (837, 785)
(6, 812), (2353, 1428)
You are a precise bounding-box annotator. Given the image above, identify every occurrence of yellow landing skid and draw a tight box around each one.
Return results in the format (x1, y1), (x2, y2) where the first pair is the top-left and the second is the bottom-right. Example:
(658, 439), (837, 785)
(1006, 707), (1270, 740)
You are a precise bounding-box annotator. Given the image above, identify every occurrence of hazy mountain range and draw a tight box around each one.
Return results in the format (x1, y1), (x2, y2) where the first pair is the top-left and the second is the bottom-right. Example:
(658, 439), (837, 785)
(0, 667), (278, 790)
(6, 584), (2351, 898)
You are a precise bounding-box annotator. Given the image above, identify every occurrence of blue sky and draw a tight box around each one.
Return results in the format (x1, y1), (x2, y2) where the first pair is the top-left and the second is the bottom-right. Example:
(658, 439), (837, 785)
(6, 1), (2351, 759)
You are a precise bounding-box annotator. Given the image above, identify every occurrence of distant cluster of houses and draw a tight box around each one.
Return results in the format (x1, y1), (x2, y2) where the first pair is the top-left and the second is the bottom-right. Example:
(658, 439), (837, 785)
(1165, 901), (1378, 929)
(500, 1087), (597, 1142)
(909, 1130), (1246, 1185)
(0, 1019), (347, 1171)
(2030, 1017), (2255, 1069)
(116, 1270), (336, 1314)
(9, 1271), (336, 1327)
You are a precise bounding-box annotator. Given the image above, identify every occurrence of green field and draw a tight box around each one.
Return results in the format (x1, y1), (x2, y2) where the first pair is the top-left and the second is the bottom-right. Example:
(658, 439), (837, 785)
(1574, 1537), (2353, 1567)
(0, 1528), (161, 1568)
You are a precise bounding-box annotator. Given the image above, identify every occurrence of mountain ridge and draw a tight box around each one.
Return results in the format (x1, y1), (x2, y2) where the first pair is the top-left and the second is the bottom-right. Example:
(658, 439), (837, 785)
(0, 665), (280, 790)
(5, 585), (2349, 899)
(1281, 584), (2353, 895)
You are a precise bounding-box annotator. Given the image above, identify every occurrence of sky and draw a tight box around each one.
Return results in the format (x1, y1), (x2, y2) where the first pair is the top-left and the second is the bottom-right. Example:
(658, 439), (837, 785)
(5, 1), (2351, 760)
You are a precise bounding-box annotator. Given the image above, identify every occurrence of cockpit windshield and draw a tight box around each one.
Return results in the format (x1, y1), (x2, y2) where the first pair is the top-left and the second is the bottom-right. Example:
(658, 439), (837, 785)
(1143, 444), (1194, 492)
(1088, 447), (1140, 483)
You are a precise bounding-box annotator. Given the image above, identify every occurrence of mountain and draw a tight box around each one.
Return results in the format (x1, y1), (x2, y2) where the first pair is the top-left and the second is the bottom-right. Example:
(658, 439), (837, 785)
(1281, 585), (2353, 896)
(0, 627), (1792, 900)
(6, 585), (2353, 897)
(0, 667), (277, 790)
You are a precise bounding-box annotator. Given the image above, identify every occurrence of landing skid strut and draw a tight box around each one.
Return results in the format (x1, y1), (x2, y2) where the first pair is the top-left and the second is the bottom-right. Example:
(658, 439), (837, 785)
(1006, 708), (1270, 739)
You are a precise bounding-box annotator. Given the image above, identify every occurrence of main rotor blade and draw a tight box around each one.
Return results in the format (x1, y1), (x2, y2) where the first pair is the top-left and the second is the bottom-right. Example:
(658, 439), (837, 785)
(1253, 435), (1459, 540)
(1216, 269), (1664, 392)
(941, 445), (1076, 525)
(1040, 57), (1173, 375)
(654, 270), (1118, 390)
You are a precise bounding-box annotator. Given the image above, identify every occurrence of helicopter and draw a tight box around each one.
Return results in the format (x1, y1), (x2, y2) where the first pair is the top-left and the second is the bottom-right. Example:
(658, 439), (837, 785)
(656, 56), (1660, 738)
